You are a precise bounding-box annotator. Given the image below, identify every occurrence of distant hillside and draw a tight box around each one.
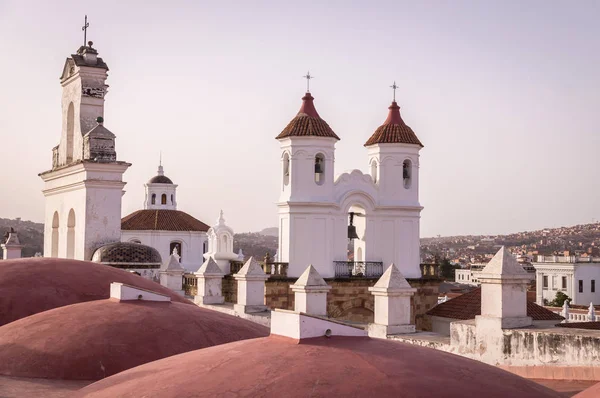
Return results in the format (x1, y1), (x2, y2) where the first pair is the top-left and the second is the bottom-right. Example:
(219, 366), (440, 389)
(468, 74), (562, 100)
(259, 227), (278, 237)
(233, 232), (278, 261)
(0, 218), (44, 257)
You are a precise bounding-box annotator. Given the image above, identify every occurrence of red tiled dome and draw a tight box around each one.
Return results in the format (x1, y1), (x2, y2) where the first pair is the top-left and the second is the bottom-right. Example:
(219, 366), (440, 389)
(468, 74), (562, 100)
(78, 336), (560, 398)
(364, 101), (423, 147)
(0, 299), (268, 380)
(276, 93), (340, 140)
(121, 209), (210, 232)
(0, 257), (191, 326)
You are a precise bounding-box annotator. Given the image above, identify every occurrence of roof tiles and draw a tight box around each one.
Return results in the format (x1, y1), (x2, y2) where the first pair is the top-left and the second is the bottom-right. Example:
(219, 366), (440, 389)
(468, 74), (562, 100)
(121, 210), (210, 232)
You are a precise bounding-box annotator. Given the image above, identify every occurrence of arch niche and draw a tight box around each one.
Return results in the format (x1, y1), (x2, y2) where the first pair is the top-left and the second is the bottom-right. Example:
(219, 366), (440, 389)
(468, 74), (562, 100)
(66, 102), (75, 163)
(51, 212), (60, 258)
(338, 191), (376, 275)
(66, 209), (76, 259)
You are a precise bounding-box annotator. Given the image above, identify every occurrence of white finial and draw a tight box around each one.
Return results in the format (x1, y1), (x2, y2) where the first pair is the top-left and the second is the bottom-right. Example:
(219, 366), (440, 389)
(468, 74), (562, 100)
(157, 152), (164, 175)
(218, 210), (225, 225)
(562, 300), (569, 320)
(589, 302), (596, 322)
(171, 246), (179, 257)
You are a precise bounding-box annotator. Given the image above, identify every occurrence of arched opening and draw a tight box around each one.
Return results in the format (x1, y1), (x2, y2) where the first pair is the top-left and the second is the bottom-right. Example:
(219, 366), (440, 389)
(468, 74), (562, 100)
(66, 209), (76, 259)
(66, 102), (75, 163)
(161, 194), (167, 205)
(370, 160), (378, 184)
(170, 194), (174, 204)
(314, 153), (325, 185)
(51, 212), (59, 258)
(283, 152), (290, 188)
(221, 234), (229, 253)
(403, 159), (412, 189)
(170, 241), (182, 261)
(151, 194), (156, 205)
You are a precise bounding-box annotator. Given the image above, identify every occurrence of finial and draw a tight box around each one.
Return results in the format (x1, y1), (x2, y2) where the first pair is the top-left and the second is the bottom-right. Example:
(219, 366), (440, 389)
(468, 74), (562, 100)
(88, 40), (93, 48)
(303, 71), (314, 93)
(82, 15), (90, 48)
(218, 209), (225, 224)
(159, 151), (162, 167)
(390, 81), (398, 102)
(96, 116), (103, 124)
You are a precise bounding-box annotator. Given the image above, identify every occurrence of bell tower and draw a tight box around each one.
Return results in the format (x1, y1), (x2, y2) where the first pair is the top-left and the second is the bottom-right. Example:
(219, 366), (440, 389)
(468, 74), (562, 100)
(40, 33), (130, 261)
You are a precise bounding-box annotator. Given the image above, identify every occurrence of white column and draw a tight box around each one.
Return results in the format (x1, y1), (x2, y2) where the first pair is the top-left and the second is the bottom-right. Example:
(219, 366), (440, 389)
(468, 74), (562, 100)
(233, 257), (269, 314)
(368, 263), (416, 338)
(290, 265), (332, 316)
(194, 257), (224, 305)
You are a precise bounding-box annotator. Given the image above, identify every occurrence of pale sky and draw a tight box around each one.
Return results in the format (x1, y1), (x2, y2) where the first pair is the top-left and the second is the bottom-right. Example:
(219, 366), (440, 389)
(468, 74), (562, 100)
(0, 0), (599, 237)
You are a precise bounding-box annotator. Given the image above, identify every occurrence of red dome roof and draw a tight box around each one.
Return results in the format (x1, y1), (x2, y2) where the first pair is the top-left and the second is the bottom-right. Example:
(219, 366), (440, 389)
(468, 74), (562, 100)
(78, 336), (560, 398)
(364, 101), (423, 147)
(276, 93), (340, 140)
(0, 299), (268, 380)
(0, 258), (191, 326)
(576, 382), (600, 397)
(121, 209), (210, 232)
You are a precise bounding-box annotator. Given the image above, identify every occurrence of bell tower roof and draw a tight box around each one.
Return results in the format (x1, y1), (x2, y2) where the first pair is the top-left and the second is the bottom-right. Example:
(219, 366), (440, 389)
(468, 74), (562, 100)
(364, 101), (423, 147)
(276, 92), (340, 140)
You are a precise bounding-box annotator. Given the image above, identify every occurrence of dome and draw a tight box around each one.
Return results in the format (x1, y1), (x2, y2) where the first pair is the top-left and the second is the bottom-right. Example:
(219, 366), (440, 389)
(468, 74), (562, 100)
(121, 209), (210, 232)
(78, 336), (560, 398)
(91, 242), (162, 266)
(0, 299), (269, 380)
(147, 174), (173, 184)
(0, 258), (190, 326)
(276, 92), (340, 140)
(576, 382), (600, 397)
(364, 101), (423, 147)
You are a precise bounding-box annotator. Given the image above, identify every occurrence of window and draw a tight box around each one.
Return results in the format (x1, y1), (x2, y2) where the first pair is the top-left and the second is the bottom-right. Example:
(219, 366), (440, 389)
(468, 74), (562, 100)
(314, 154), (324, 185)
(161, 194), (167, 205)
(402, 159), (412, 189)
(552, 275), (558, 290)
(579, 280), (583, 293)
(543, 275), (548, 288)
(151, 194), (156, 205)
(283, 152), (290, 187)
(562, 276), (567, 289)
(592, 280), (596, 293)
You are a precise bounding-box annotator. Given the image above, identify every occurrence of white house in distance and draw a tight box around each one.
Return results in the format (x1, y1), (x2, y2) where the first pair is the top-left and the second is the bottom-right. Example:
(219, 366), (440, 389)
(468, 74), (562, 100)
(121, 164), (211, 273)
(533, 255), (600, 305)
(276, 87), (424, 279)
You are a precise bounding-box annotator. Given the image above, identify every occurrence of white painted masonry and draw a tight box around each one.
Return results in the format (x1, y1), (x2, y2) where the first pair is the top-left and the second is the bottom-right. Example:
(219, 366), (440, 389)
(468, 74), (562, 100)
(233, 257), (269, 314)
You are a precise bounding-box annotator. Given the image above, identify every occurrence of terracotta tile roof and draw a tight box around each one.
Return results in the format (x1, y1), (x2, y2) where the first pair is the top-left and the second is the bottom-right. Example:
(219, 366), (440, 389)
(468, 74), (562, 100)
(276, 93), (340, 140)
(364, 102), (423, 147)
(121, 210), (210, 232)
(427, 288), (564, 321)
(556, 322), (600, 330)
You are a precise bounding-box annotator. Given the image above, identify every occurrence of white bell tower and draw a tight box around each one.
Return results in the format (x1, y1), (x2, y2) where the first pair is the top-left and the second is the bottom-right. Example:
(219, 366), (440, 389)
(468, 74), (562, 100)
(144, 162), (178, 210)
(40, 39), (130, 261)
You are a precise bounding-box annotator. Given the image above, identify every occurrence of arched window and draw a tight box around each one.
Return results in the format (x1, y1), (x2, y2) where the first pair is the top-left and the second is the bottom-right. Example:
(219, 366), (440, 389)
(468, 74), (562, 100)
(170, 194), (174, 204)
(370, 160), (378, 184)
(66, 209), (76, 259)
(66, 102), (75, 163)
(403, 159), (412, 189)
(51, 212), (59, 258)
(314, 153), (325, 185)
(170, 241), (182, 261)
(221, 235), (229, 252)
(283, 152), (290, 187)
(151, 194), (156, 205)
(161, 194), (167, 205)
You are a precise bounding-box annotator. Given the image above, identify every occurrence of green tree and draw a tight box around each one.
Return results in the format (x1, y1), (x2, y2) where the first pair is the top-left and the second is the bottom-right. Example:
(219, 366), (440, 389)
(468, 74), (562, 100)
(439, 258), (457, 279)
(548, 291), (571, 307)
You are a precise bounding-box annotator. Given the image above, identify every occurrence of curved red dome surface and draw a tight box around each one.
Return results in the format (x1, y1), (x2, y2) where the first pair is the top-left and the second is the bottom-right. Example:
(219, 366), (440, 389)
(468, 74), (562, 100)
(0, 299), (268, 380)
(0, 257), (191, 326)
(79, 336), (561, 398)
(575, 382), (600, 397)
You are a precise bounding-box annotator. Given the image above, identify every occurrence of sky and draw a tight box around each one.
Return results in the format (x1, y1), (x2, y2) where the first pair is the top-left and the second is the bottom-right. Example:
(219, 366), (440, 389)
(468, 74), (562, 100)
(0, 0), (599, 237)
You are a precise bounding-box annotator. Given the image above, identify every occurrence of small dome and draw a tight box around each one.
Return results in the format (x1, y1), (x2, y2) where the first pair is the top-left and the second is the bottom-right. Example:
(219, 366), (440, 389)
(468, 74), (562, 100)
(91, 242), (162, 266)
(148, 174), (173, 184)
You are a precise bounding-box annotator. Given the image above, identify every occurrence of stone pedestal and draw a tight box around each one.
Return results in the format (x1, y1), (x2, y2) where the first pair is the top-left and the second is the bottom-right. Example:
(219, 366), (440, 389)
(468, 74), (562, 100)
(290, 265), (331, 316)
(194, 257), (224, 305)
(2, 229), (23, 260)
(368, 263), (417, 338)
(234, 257), (269, 314)
(159, 251), (185, 295)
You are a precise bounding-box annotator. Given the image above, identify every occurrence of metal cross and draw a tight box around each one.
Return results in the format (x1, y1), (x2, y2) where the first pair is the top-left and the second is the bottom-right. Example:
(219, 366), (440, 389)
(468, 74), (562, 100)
(303, 71), (314, 92)
(390, 81), (398, 102)
(82, 15), (89, 47)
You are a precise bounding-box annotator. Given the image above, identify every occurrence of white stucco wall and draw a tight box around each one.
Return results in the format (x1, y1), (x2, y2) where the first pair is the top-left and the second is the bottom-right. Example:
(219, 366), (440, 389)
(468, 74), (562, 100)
(534, 262), (600, 305)
(574, 263), (600, 305)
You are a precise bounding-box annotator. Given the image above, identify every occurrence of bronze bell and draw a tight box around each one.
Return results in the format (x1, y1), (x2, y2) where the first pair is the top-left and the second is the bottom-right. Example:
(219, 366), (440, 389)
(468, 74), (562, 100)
(348, 225), (359, 240)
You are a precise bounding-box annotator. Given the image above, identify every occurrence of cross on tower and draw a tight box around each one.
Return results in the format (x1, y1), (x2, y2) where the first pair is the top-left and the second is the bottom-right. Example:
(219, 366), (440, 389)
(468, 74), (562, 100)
(390, 81), (398, 102)
(303, 71), (314, 93)
(82, 15), (89, 47)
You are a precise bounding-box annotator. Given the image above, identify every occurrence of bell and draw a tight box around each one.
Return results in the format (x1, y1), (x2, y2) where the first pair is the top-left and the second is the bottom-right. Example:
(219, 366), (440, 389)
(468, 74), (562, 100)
(348, 225), (359, 240)
(314, 163), (323, 174)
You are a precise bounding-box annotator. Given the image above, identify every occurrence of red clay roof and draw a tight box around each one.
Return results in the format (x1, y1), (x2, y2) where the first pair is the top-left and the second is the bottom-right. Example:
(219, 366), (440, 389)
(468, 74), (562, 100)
(0, 299), (268, 380)
(275, 93), (340, 140)
(78, 336), (561, 398)
(0, 258), (191, 326)
(364, 101), (423, 147)
(576, 381), (600, 397)
(557, 321), (600, 330)
(427, 288), (564, 321)
(121, 209), (210, 232)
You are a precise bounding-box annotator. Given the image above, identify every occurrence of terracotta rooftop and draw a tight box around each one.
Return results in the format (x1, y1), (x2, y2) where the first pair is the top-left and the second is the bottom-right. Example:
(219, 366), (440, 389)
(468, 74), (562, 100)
(364, 101), (423, 147)
(0, 299), (268, 380)
(121, 209), (209, 232)
(78, 336), (561, 398)
(427, 288), (564, 321)
(556, 321), (600, 330)
(0, 258), (191, 326)
(275, 92), (340, 140)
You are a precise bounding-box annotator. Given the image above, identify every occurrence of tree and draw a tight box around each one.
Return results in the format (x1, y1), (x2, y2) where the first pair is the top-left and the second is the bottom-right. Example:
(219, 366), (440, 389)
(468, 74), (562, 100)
(439, 258), (458, 279)
(548, 291), (571, 307)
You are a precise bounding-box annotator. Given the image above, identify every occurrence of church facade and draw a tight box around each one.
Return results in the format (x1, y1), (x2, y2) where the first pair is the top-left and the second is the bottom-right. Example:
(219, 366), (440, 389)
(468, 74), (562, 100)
(276, 91), (423, 279)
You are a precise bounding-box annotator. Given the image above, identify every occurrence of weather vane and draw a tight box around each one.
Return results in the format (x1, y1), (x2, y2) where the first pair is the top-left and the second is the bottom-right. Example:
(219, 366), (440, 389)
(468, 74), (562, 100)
(390, 81), (398, 102)
(303, 71), (314, 93)
(82, 15), (90, 47)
